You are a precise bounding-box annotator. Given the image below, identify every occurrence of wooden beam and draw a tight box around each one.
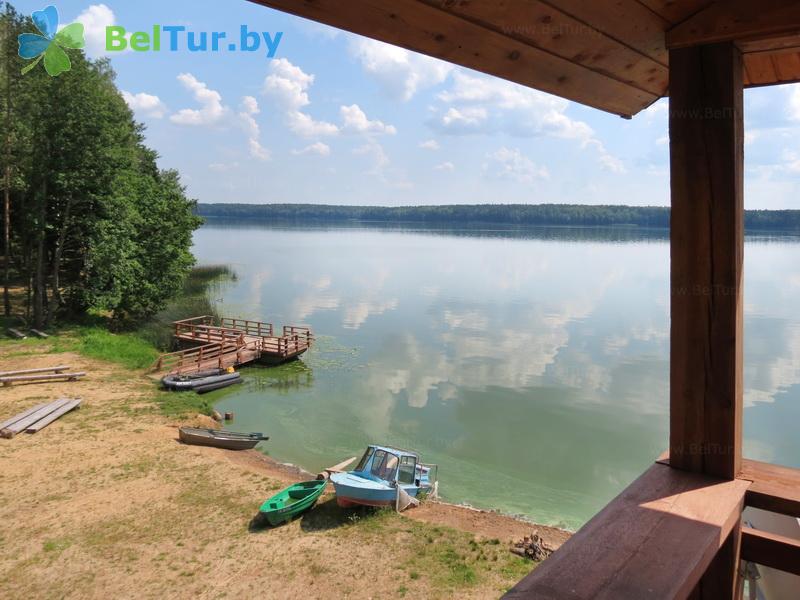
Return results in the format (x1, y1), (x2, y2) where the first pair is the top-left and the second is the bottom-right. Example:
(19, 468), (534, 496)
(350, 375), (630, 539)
(669, 42), (744, 480)
(0, 403), (49, 430)
(0, 365), (69, 377)
(667, 0), (800, 49)
(0, 399), (70, 438)
(418, 0), (668, 96)
(503, 462), (749, 599)
(691, 524), (743, 599)
(250, 0), (659, 117)
(740, 526), (800, 576)
(740, 459), (800, 518)
(639, 0), (714, 25)
(25, 399), (81, 433)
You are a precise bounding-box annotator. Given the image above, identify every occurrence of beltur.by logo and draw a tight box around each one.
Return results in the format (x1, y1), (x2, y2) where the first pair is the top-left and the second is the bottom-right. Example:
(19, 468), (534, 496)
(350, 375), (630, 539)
(106, 24), (283, 57)
(18, 5), (85, 76)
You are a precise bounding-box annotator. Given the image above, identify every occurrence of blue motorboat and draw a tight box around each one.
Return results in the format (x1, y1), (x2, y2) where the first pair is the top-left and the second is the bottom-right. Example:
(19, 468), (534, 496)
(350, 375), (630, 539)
(330, 445), (438, 508)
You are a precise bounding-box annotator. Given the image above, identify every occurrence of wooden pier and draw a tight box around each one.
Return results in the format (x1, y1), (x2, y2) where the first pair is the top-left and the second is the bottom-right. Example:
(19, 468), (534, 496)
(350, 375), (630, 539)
(151, 316), (312, 374)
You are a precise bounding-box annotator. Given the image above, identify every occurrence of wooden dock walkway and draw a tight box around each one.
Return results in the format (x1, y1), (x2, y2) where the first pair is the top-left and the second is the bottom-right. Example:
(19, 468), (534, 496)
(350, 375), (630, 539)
(151, 316), (312, 374)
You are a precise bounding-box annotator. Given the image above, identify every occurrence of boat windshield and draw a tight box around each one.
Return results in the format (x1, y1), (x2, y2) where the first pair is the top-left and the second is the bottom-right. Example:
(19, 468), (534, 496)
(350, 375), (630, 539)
(355, 447), (374, 472)
(397, 455), (417, 485)
(370, 449), (400, 482)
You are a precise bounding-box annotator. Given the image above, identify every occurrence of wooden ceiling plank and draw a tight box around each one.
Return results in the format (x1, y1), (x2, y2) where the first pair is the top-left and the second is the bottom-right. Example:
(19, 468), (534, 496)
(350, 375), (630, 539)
(419, 0), (668, 96)
(667, 0), (800, 49)
(739, 34), (800, 54)
(548, 0), (669, 64)
(772, 51), (800, 81)
(743, 54), (780, 86)
(637, 0), (714, 25)
(251, 0), (658, 117)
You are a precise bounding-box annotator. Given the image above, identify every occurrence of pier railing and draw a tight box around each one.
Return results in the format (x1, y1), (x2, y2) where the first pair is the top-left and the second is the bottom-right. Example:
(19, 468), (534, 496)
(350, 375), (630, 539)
(171, 316), (314, 361)
(219, 317), (274, 338)
(150, 341), (241, 374)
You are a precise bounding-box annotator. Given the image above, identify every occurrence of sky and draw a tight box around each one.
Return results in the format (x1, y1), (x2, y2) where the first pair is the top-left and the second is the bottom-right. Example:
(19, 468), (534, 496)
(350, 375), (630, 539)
(12, 0), (800, 208)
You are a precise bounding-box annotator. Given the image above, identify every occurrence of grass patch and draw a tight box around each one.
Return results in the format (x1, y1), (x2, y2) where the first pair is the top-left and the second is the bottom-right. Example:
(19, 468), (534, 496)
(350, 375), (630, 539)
(43, 537), (72, 554)
(153, 388), (213, 418)
(51, 327), (159, 370)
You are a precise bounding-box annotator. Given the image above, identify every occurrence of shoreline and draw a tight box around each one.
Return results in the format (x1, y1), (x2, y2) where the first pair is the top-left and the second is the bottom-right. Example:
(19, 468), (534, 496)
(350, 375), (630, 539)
(0, 338), (571, 598)
(217, 431), (572, 548)
(244, 446), (575, 537)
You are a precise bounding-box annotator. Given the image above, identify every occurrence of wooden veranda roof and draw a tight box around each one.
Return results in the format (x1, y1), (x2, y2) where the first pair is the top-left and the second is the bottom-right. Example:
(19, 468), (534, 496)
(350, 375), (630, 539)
(251, 0), (800, 118)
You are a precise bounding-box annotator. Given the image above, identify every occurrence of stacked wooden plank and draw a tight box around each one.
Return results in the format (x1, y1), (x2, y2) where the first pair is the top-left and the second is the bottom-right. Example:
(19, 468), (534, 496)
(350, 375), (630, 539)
(0, 398), (81, 438)
(0, 366), (85, 387)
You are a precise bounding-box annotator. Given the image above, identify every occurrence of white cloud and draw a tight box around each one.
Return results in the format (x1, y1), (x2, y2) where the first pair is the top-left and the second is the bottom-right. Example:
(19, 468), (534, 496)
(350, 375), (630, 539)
(240, 96), (260, 115)
(419, 139), (439, 150)
(434, 71), (625, 172)
(263, 58), (339, 136)
(789, 86), (800, 121)
(340, 104), (396, 135)
(121, 91), (166, 119)
(171, 74), (228, 126)
(483, 147), (549, 183)
(247, 138), (270, 161)
(350, 38), (452, 101)
(440, 106), (488, 131)
(209, 162), (239, 172)
(238, 97), (269, 161)
(292, 142), (331, 156)
(435, 161), (455, 172)
(643, 98), (668, 122)
(353, 140), (389, 174)
(74, 4), (124, 57)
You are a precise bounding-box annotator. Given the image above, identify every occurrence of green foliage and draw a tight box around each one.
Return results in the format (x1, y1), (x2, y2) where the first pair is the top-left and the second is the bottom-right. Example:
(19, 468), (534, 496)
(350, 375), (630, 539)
(1, 3), (200, 328)
(196, 203), (800, 232)
(136, 264), (235, 350)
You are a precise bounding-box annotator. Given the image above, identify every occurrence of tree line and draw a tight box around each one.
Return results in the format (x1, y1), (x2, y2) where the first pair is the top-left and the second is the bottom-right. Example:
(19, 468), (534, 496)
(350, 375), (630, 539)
(196, 203), (800, 231)
(1, 3), (200, 329)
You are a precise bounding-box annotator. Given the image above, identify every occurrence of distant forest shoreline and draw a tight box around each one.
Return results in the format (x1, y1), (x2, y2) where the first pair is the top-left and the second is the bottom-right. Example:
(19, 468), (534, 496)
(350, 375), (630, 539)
(195, 203), (800, 232)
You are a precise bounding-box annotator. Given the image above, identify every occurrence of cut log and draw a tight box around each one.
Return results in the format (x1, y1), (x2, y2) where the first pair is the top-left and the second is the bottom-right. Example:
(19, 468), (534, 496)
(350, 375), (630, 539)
(29, 329), (50, 338)
(0, 365), (70, 377)
(317, 456), (357, 480)
(0, 403), (50, 430)
(7, 328), (26, 339)
(0, 399), (70, 438)
(0, 372), (86, 386)
(25, 399), (81, 433)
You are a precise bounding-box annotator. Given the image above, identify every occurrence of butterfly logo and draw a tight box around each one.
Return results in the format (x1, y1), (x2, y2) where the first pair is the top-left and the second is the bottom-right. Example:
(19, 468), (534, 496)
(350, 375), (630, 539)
(18, 5), (85, 76)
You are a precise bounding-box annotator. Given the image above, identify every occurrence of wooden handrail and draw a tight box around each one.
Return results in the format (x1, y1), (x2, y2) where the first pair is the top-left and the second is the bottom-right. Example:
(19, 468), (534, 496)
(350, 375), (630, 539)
(740, 459), (800, 518)
(504, 461), (750, 599)
(741, 526), (800, 576)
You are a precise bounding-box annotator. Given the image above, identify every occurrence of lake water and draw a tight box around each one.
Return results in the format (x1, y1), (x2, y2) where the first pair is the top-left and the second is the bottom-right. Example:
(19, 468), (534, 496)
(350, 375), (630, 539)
(192, 221), (800, 530)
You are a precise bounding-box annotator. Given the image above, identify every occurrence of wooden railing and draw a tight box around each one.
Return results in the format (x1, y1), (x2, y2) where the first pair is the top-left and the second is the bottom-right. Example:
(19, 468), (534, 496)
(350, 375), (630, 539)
(505, 456), (800, 599)
(171, 317), (314, 361)
(283, 325), (313, 343)
(219, 317), (274, 338)
(150, 341), (239, 374)
(174, 322), (245, 346)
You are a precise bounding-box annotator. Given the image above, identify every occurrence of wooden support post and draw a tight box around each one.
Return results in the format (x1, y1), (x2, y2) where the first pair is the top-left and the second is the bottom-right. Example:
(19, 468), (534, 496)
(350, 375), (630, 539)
(669, 42), (744, 481)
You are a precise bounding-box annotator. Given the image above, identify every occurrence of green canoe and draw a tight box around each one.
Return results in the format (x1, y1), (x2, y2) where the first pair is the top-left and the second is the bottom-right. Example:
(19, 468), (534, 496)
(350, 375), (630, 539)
(259, 479), (327, 526)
